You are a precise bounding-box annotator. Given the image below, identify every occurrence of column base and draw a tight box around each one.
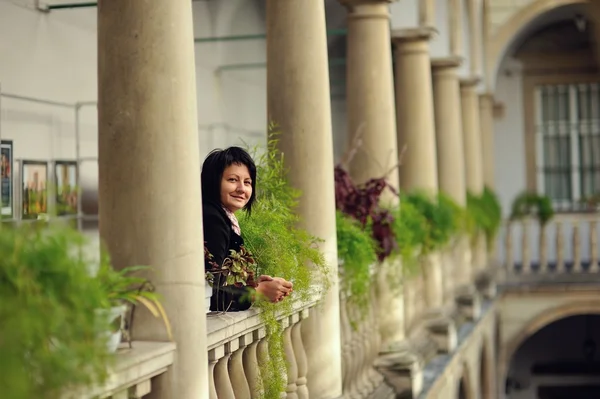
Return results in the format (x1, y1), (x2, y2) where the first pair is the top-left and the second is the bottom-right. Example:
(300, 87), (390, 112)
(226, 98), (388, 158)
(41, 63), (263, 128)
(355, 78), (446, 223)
(475, 269), (498, 299)
(455, 288), (482, 321)
(375, 341), (424, 399)
(424, 315), (458, 354)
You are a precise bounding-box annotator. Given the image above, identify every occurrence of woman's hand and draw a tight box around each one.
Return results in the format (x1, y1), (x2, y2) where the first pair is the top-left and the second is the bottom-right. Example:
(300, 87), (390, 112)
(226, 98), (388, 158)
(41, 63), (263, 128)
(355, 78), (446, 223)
(255, 276), (293, 303)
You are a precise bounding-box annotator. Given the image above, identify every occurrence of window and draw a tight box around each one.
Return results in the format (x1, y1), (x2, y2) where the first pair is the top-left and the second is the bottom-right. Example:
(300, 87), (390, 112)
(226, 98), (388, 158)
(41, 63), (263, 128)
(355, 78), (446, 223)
(535, 83), (600, 210)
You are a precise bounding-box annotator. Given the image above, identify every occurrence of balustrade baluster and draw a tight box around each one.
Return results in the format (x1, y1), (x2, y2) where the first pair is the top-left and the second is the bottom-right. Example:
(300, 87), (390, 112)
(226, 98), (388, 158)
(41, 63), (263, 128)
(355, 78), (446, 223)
(214, 343), (236, 399)
(243, 329), (265, 398)
(339, 294), (353, 395)
(573, 222), (582, 272)
(229, 334), (252, 399)
(521, 220), (531, 273)
(505, 222), (513, 273)
(284, 314), (300, 399)
(293, 310), (310, 399)
(208, 347), (224, 399)
(590, 220), (599, 272)
(539, 225), (548, 273)
(556, 221), (565, 272)
(352, 303), (369, 398)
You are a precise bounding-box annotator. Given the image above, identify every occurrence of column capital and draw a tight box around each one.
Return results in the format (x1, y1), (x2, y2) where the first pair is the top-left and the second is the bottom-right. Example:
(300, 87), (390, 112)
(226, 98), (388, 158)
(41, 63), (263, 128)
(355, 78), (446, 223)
(459, 76), (481, 88)
(391, 27), (436, 43)
(431, 56), (463, 70)
(479, 92), (496, 102)
(339, 0), (396, 5)
(339, 0), (395, 19)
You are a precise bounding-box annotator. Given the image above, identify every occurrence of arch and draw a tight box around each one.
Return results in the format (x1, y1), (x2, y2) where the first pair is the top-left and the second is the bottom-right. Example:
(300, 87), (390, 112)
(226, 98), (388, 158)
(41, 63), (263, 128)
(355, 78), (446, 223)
(499, 300), (600, 391)
(479, 338), (494, 399)
(488, 0), (588, 88)
(457, 361), (475, 399)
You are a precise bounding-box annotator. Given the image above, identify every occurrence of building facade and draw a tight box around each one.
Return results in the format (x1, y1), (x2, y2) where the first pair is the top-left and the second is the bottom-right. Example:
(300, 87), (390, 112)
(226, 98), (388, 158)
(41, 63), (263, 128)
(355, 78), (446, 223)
(1, 0), (600, 398)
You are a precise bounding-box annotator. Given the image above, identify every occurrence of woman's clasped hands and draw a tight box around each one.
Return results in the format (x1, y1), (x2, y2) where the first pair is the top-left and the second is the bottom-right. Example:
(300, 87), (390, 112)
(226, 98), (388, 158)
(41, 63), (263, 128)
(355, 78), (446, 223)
(255, 275), (293, 303)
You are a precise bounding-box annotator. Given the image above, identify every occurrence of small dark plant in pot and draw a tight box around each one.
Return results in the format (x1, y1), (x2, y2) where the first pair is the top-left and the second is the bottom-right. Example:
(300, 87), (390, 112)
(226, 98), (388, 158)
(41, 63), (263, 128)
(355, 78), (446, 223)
(95, 253), (173, 352)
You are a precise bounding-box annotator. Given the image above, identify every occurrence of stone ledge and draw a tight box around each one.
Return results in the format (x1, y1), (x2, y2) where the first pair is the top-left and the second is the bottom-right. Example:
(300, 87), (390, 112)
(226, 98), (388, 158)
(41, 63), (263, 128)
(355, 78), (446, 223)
(207, 296), (319, 350)
(70, 341), (177, 399)
(425, 316), (458, 354)
(455, 290), (482, 321)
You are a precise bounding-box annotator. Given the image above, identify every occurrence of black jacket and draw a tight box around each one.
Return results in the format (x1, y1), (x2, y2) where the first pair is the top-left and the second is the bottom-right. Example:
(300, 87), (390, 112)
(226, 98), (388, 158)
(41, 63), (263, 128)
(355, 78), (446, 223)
(203, 202), (253, 312)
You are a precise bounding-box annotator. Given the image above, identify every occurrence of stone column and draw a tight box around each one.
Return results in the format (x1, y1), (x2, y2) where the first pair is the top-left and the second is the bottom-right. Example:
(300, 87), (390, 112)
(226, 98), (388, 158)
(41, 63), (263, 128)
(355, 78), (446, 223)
(98, 2), (207, 399)
(460, 78), (484, 195)
(479, 93), (496, 189)
(266, 1), (342, 397)
(342, 0), (400, 201)
(460, 78), (487, 273)
(393, 28), (438, 194)
(432, 57), (471, 290)
(393, 28), (443, 310)
(431, 57), (466, 206)
(419, 0), (435, 28)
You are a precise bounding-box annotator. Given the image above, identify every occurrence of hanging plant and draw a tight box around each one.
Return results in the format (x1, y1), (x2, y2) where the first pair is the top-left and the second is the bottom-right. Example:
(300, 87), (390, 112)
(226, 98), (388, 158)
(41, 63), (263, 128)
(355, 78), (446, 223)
(0, 225), (114, 399)
(466, 187), (503, 247)
(228, 124), (329, 399)
(402, 192), (461, 254)
(509, 191), (553, 226)
(336, 210), (377, 312)
(334, 166), (398, 260)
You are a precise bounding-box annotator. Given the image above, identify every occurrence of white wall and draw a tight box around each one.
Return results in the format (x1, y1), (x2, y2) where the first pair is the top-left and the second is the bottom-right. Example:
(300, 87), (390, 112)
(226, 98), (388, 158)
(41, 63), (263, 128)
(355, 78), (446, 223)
(493, 57), (526, 216)
(459, 0), (472, 77)
(331, 98), (347, 164)
(0, 0), (268, 217)
(431, 0), (451, 58)
(390, 0), (418, 29)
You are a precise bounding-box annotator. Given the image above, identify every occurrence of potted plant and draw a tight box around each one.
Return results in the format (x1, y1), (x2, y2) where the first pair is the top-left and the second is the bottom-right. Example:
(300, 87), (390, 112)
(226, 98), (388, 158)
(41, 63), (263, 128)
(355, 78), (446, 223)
(0, 224), (114, 398)
(95, 252), (173, 352)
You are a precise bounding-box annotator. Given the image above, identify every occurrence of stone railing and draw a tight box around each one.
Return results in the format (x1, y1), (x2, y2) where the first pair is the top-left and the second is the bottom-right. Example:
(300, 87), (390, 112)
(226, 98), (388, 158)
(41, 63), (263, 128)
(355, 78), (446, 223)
(340, 282), (383, 398)
(206, 298), (318, 398)
(502, 213), (600, 281)
(73, 341), (176, 399)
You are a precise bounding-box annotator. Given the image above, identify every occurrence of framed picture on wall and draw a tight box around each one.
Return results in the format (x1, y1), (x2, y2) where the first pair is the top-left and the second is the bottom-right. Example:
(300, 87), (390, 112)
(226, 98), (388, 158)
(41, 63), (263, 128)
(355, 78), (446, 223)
(54, 160), (78, 216)
(22, 160), (48, 220)
(1, 140), (13, 219)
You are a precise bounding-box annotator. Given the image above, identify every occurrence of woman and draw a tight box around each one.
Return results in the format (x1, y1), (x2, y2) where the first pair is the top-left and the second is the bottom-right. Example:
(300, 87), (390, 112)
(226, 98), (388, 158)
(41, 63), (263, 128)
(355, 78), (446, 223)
(202, 146), (293, 312)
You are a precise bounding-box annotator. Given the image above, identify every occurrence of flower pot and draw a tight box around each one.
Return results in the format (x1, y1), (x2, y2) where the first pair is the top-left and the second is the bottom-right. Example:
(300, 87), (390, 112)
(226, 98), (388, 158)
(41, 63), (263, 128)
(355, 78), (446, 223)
(96, 305), (127, 353)
(205, 280), (213, 314)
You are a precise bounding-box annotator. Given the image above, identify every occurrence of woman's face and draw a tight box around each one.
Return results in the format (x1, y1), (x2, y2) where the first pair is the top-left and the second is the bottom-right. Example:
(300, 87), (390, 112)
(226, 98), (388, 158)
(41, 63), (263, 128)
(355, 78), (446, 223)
(220, 163), (252, 212)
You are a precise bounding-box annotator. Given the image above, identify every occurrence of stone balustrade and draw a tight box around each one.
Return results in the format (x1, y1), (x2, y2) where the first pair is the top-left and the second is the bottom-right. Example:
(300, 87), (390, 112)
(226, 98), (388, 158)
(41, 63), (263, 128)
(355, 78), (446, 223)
(70, 341), (176, 399)
(206, 297), (318, 399)
(340, 284), (383, 398)
(502, 213), (600, 282)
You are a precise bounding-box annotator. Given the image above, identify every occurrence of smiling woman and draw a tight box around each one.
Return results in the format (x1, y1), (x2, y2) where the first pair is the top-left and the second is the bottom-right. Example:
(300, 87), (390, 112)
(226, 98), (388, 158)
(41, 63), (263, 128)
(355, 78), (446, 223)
(201, 147), (293, 312)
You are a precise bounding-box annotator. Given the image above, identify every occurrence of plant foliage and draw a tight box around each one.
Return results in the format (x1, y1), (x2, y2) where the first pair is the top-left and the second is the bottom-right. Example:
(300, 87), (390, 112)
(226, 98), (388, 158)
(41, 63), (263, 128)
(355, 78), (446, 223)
(466, 187), (503, 246)
(402, 192), (461, 254)
(509, 191), (554, 226)
(0, 225), (113, 399)
(238, 124), (329, 399)
(335, 210), (377, 310)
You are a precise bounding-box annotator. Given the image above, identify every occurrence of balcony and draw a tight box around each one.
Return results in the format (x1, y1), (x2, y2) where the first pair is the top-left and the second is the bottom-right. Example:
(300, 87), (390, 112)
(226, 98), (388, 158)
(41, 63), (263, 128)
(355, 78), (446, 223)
(500, 212), (600, 285)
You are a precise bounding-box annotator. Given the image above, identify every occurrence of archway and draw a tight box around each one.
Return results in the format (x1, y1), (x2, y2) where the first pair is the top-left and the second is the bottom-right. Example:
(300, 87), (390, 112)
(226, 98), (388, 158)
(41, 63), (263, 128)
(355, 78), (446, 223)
(479, 343), (491, 399)
(505, 314), (600, 398)
(490, 0), (598, 220)
(457, 363), (474, 399)
(489, 0), (588, 90)
(458, 377), (468, 399)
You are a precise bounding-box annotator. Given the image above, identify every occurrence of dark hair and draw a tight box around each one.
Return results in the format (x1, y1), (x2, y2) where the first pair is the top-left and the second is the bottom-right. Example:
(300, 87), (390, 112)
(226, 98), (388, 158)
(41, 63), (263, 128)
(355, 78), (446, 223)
(201, 146), (257, 214)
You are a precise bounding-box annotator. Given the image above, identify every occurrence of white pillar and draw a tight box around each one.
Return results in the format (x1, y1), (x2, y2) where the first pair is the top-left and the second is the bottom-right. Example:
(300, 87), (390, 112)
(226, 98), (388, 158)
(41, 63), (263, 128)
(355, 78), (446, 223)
(343, 0), (400, 200)
(98, 1), (207, 398)
(266, 1), (343, 397)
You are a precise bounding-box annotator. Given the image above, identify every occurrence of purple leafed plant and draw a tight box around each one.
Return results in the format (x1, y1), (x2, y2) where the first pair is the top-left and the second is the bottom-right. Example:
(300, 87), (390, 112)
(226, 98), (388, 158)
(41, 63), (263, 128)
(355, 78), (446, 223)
(334, 165), (398, 261)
